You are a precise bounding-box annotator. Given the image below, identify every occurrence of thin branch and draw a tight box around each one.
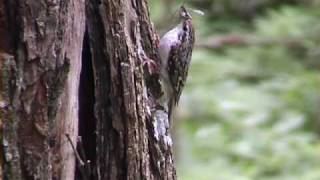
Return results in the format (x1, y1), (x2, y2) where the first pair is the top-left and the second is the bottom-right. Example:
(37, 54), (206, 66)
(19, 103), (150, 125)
(196, 34), (305, 50)
(65, 134), (89, 180)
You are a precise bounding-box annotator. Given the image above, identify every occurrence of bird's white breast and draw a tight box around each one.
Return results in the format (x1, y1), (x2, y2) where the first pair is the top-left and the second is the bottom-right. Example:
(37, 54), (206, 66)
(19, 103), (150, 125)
(159, 26), (180, 70)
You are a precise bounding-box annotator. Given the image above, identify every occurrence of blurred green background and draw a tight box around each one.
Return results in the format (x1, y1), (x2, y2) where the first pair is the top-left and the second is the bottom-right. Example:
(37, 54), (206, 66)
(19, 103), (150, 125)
(149, 0), (320, 179)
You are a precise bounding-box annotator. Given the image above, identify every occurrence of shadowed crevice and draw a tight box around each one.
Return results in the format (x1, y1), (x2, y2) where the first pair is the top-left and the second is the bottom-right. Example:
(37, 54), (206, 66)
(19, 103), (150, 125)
(77, 30), (96, 180)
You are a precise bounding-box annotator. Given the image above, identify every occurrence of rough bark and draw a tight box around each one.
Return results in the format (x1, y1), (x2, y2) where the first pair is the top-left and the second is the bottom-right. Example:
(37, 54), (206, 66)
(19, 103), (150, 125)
(86, 0), (176, 179)
(1, 0), (177, 179)
(0, 0), (85, 179)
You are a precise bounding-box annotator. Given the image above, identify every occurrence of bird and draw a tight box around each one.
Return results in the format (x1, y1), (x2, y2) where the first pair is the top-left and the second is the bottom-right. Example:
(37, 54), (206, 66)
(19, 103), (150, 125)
(158, 5), (195, 121)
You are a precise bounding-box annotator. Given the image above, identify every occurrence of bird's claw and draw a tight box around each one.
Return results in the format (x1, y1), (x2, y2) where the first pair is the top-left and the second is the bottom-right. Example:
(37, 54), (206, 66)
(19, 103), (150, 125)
(142, 57), (158, 75)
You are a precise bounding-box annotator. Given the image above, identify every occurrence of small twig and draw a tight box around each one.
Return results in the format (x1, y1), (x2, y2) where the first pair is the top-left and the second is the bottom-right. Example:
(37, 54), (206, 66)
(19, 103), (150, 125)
(65, 134), (89, 180)
(65, 134), (85, 166)
(77, 136), (92, 177)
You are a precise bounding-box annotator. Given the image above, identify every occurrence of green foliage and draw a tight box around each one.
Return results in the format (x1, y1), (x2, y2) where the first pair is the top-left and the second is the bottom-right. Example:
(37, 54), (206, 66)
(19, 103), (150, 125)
(255, 6), (319, 38)
(150, 1), (320, 180)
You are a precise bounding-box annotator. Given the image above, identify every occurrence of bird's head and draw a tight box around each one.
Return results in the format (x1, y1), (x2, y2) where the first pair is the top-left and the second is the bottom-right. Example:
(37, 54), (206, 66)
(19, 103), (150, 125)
(179, 5), (192, 20)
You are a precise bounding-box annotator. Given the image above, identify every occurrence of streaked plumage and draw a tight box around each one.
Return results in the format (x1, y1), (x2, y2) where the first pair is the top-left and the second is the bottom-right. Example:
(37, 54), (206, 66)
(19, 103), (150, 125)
(159, 6), (195, 120)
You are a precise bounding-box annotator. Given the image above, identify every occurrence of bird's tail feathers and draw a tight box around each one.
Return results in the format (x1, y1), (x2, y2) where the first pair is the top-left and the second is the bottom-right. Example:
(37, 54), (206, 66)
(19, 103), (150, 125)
(168, 99), (175, 122)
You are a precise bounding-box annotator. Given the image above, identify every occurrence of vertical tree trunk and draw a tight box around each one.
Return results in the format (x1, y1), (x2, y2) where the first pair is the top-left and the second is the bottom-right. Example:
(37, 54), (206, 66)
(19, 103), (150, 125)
(1, 0), (177, 179)
(0, 0), (85, 179)
(86, 0), (176, 179)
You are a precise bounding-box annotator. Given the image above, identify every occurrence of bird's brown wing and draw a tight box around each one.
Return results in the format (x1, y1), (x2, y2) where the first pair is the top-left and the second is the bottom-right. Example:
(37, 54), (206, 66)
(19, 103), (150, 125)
(167, 20), (195, 120)
(167, 40), (183, 106)
(166, 41), (179, 120)
(167, 26), (194, 106)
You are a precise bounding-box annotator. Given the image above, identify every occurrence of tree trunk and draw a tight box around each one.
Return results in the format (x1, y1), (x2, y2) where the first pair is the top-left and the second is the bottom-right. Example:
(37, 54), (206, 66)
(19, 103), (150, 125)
(1, 0), (176, 179)
(0, 0), (85, 179)
(86, 0), (176, 179)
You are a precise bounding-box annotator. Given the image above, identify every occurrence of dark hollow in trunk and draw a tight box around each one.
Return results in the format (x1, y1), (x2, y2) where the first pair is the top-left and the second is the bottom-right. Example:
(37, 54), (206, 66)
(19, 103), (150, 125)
(77, 31), (96, 180)
(1, 0), (177, 179)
